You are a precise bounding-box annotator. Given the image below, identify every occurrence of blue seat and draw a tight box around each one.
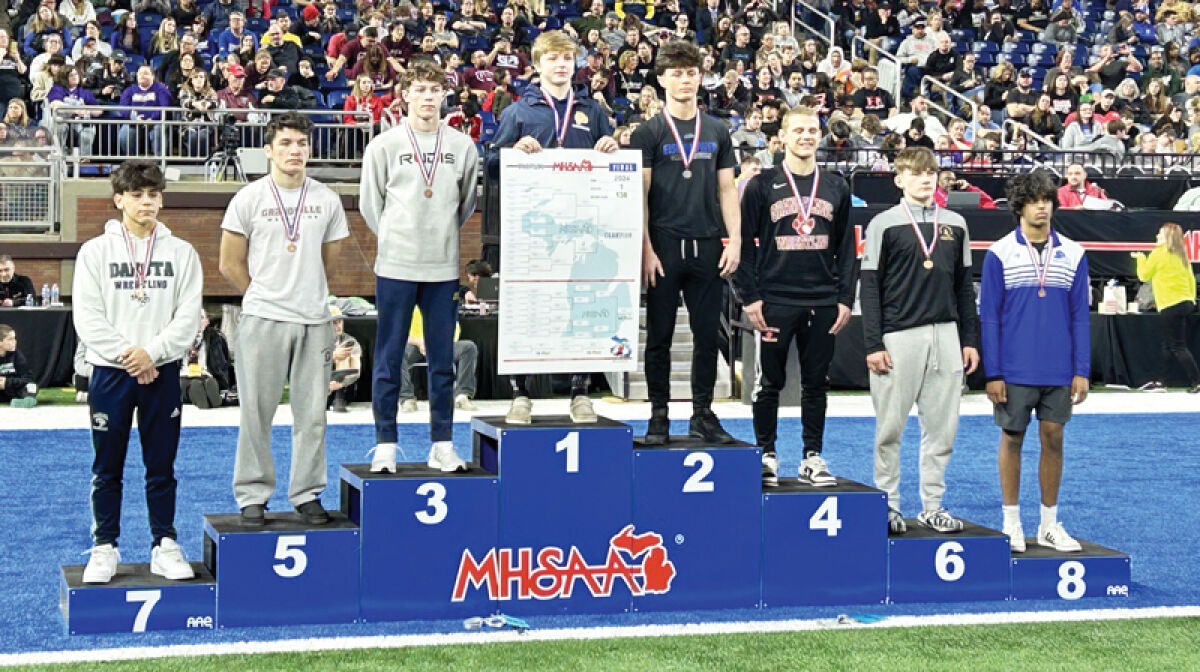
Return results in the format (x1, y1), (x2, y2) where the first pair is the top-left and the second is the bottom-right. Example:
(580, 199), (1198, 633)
(1031, 42), (1051, 54)
(124, 53), (145, 70)
(327, 89), (350, 108)
(973, 41), (999, 54)
(1002, 42), (1029, 55)
(149, 54), (165, 71)
(137, 13), (163, 27)
(521, 26), (541, 41)
(138, 27), (156, 54)
(303, 44), (325, 58)
(321, 73), (348, 89)
(1027, 53), (1054, 67)
(460, 35), (491, 53)
(543, 16), (562, 29)
(480, 110), (495, 126)
(247, 17), (270, 33)
(309, 90), (325, 108)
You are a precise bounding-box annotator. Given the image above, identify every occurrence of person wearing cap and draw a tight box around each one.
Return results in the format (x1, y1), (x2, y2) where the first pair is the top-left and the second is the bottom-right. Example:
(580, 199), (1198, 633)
(257, 67), (303, 109)
(1040, 9), (1077, 45)
(75, 35), (108, 88)
(599, 10), (624, 50)
(94, 49), (134, 103)
(1088, 43), (1143, 91)
(217, 12), (253, 58)
(896, 17), (936, 98)
(327, 307), (361, 413)
(487, 33), (532, 81)
(293, 3), (323, 46)
(1006, 68), (1039, 122)
(70, 20), (110, 60)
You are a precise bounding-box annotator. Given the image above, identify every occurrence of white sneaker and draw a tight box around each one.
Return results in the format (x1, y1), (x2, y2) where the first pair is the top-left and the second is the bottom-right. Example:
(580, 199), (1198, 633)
(506, 396), (532, 424)
(82, 544), (120, 584)
(1004, 521), (1027, 553)
(400, 399), (418, 413)
(569, 395), (597, 423)
(150, 538), (195, 580)
(455, 394), (478, 411)
(369, 442), (397, 473)
(761, 452), (779, 487)
(428, 441), (467, 473)
(797, 455), (837, 487)
(1037, 521), (1082, 552)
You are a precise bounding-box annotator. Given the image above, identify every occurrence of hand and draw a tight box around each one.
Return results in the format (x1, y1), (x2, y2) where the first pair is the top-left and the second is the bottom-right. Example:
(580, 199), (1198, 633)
(986, 379), (1007, 404)
(829, 303), (852, 334)
(136, 369), (158, 385)
(332, 345), (350, 362)
(514, 135), (543, 153)
(1, 299), (10, 307)
(744, 300), (770, 332)
(962, 346), (980, 374)
(866, 350), (893, 374)
(717, 241), (740, 277)
(418, 342), (426, 356)
(594, 135), (619, 153)
(119, 347), (155, 377)
(329, 380), (343, 391)
(1071, 375), (1089, 404)
(325, 69), (337, 80)
(0, 376), (5, 389)
(642, 245), (664, 287)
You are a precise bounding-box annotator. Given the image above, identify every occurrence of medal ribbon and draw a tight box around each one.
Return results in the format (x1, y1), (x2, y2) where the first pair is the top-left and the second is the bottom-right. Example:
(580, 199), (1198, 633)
(662, 111), (702, 173)
(781, 163), (820, 227)
(268, 177), (309, 245)
(404, 120), (445, 192)
(901, 201), (939, 262)
(540, 87), (575, 147)
(1023, 230), (1055, 294)
(121, 223), (157, 290)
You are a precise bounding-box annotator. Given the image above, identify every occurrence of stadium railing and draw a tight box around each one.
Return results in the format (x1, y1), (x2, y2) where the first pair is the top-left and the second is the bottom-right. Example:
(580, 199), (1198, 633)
(814, 147), (1200, 179)
(47, 107), (375, 177)
(0, 145), (60, 234)
(849, 33), (902, 105)
(1002, 118), (1062, 151)
(921, 75), (979, 129)
(789, 0), (837, 49)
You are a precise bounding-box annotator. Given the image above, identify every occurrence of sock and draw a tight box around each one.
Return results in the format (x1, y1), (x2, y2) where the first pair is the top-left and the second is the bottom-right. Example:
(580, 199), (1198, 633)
(1002, 504), (1020, 528)
(1040, 504), (1057, 530)
(804, 450), (821, 460)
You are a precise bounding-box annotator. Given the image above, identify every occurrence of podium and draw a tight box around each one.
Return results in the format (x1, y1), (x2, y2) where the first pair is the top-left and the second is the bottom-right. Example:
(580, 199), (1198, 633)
(887, 520), (1012, 603)
(631, 436), (762, 611)
(340, 463), (499, 621)
(762, 479), (888, 607)
(60, 414), (1137, 633)
(60, 563), (215, 635)
(203, 512), (361, 627)
(1010, 538), (1131, 600)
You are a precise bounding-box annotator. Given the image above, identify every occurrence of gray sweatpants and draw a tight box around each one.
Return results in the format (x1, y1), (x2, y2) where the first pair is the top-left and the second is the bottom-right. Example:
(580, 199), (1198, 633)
(233, 315), (334, 508)
(870, 322), (963, 513)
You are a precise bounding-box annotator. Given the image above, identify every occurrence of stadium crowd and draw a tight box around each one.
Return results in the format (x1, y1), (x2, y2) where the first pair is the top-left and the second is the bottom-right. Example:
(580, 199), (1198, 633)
(1, 0), (1200, 175)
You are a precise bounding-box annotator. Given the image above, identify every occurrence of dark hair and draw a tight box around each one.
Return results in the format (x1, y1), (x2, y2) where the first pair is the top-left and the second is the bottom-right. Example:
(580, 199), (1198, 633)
(465, 259), (493, 276)
(1004, 170), (1058, 224)
(110, 160), (167, 195)
(654, 40), (701, 75)
(265, 111), (314, 145)
(1107, 119), (1126, 134)
(828, 119), (851, 139)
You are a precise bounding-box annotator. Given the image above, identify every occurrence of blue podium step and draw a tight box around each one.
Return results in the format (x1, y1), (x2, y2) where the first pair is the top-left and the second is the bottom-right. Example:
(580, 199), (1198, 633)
(1011, 537), (1131, 600)
(60, 563), (215, 634)
(203, 512), (360, 627)
(888, 520), (1012, 603)
(340, 463), (499, 622)
(472, 415), (635, 615)
(763, 478), (888, 606)
(631, 436), (762, 611)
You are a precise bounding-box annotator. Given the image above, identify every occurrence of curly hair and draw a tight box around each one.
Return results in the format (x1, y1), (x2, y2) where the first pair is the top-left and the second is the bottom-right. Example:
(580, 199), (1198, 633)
(1004, 170), (1058, 225)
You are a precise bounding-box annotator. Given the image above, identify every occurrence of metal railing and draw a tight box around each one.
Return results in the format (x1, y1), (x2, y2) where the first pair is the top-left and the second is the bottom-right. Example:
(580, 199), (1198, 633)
(48, 106), (374, 177)
(790, 0), (837, 47)
(921, 75), (978, 130)
(807, 147), (1200, 178)
(1003, 118), (1061, 151)
(850, 34), (902, 103)
(0, 145), (60, 233)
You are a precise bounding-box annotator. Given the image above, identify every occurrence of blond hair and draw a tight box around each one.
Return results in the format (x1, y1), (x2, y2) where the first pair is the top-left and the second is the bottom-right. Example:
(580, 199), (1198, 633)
(531, 30), (577, 66)
(780, 105), (819, 130)
(893, 146), (939, 175)
(1160, 222), (1189, 265)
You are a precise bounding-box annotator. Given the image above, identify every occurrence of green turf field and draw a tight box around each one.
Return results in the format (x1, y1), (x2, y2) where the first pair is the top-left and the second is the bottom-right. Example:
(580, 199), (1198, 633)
(9, 618), (1199, 671)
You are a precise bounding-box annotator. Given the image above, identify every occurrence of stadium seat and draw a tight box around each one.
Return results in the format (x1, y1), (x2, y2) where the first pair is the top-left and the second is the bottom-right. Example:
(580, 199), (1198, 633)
(543, 16), (562, 29)
(1027, 53), (1054, 67)
(247, 17), (270, 33)
(480, 110), (495, 126)
(303, 44), (324, 58)
(461, 35), (491, 53)
(321, 73), (349, 90)
(138, 12), (163, 27)
(138, 27), (156, 53)
(310, 90), (326, 108)
(1002, 42), (1029, 55)
(973, 41), (999, 54)
(125, 53), (145, 70)
(150, 54), (165, 71)
(327, 89), (350, 108)
(522, 26), (541, 41)
(976, 53), (996, 66)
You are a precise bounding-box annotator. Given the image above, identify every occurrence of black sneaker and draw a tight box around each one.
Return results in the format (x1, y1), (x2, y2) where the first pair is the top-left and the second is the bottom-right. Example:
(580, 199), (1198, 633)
(332, 394), (349, 413)
(689, 410), (735, 444)
(295, 500), (330, 525)
(240, 504), (266, 527)
(644, 408), (669, 445)
(761, 452), (779, 487)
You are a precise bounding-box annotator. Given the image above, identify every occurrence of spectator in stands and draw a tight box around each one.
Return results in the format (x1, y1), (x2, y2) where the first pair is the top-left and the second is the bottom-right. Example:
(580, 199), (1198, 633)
(847, 67), (893, 119)
(1132, 223), (1200, 393)
(1042, 48), (1080, 94)
(0, 30), (29, 106)
(935, 169), (996, 207)
(30, 31), (71, 85)
(1108, 11), (1139, 46)
(244, 48), (273, 90)
(155, 31), (195, 83)
(2, 98), (32, 143)
(117, 65), (171, 155)
(863, 1), (900, 64)
(59, 0), (95, 36)
(203, 0), (239, 36)
(886, 93), (948, 138)
(982, 9), (1017, 44)
(348, 43), (397, 93)
(817, 117), (863, 161)
(164, 51), (199, 100)
(179, 69), (218, 155)
(896, 17), (935, 99)
(148, 16), (179, 57)
(459, 259), (493, 305)
(217, 11), (251, 57)
(264, 23), (302, 75)
(0, 323), (36, 404)
(46, 65), (99, 151)
(1114, 77), (1148, 124)
(292, 4), (322, 47)
(329, 25), (379, 81)
(286, 57), (318, 91)
(1060, 96), (1104, 148)
(710, 68), (750, 117)
(382, 20), (413, 68)
(1004, 67), (1039, 122)
(258, 67), (312, 109)
(1170, 73), (1200, 108)
(75, 37), (106, 89)
(1041, 9), (1078, 46)
(1056, 162), (1108, 208)
(944, 117), (971, 150)
(1156, 11), (1187, 49)
(0, 256), (34, 305)
(750, 64), (781, 106)
(1164, 41), (1188, 74)
(1089, 43), (1143, 91)
(429, 13), (458, 52)
(925, 32), (960, 90)
(482, 67), (515, 119)
(1143, 47), (1181, 96)
(966, 103), (1001, 142)
(720, 24), (754, 71)
(1087, 118), (1129, 157)
(216, 62), (256, 119)
(983, 61), (1015, 119)
(816, 44), (849, 81)
(1047, 72), (1077, 118)
(950, 51), (986, 103)
(1152, 103), (1188, 138)
(1026, 93), (1064, 142)
(231, 32), (256, 65)
(905, 116), (936, 148)
(839, 0), (869, 48)
(343, 73), (384, 127)
(326, 312), (360, 412)
(1015, 0), (1050, 34)
(731, 106), (767, 156)
(30, 52), (67, 110)
(71, 20), (109, 59)
(23, 5), (70, 58)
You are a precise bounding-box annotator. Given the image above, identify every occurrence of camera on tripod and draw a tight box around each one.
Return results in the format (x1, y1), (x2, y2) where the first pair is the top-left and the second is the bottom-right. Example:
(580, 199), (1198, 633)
(215, 113), (241, 153)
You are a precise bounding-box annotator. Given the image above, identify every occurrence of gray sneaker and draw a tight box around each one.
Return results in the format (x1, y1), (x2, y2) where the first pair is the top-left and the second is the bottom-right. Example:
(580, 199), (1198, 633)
(454, 394), (478, 411)
(569, 395), (597, 423)
(506, 395), (532, 424)
(916, 508), (965, 533)
(888, 507), (907, 534)
(400, 399), (418, 413)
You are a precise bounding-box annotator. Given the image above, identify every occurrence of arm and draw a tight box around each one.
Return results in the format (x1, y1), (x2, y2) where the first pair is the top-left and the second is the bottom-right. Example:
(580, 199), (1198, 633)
(1134, 246), (1159, 281)
(859, 218), (886, 354)
(358, 138), (386, 234)
(459, 140), (480, 227)
(218, 231), (252, 293)
(71, 245), (134, 362)
(834, 188), (857, 308)
(640, 165), (662, 286)
(955, 225), (980, 353)
(322, 239), (343, 284)
(979, 249), (1005, 381)
(717, 166), (741, 276)
(732, 176), (761, 306)
(142, 246), (203, 365)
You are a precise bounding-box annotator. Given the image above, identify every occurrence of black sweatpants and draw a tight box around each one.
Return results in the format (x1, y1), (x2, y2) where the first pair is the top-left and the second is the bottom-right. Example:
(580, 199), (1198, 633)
(751, 304), (838, 456)
(1161, 301), (1200, 386)
(645, 230), (724, 411)
(89, 362), (182, 548)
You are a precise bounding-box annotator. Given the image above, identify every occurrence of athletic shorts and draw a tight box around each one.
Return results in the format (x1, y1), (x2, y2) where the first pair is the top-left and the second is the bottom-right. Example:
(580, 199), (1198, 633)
(993, 384), (1072, 432)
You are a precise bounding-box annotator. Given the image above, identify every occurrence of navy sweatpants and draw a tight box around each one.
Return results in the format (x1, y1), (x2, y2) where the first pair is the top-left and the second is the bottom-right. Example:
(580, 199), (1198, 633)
(89, 361), (182, 548)
(373, 278), (459, 443)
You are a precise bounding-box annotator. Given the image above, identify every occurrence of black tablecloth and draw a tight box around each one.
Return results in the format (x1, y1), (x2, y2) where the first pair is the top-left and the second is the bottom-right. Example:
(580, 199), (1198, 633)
(0, 307), (75, 388)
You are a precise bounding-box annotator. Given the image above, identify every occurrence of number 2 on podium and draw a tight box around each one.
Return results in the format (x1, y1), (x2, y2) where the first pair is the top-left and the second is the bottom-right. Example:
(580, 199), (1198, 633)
(556, 431), (580, 473)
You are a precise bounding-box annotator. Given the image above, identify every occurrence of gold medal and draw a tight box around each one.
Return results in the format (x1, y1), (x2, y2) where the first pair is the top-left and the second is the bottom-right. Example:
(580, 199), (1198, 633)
(1038, 288), (1046, 298)
(288, 243), (297, 253)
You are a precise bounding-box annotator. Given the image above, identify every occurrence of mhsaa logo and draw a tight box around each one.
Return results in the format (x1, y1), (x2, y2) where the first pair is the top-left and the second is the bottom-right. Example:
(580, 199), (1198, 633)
(1106, 584), (1129, 596)
(451, 525), (676, 601)
(1184, 230), (1200, 263)
(552, 160), (595, 172)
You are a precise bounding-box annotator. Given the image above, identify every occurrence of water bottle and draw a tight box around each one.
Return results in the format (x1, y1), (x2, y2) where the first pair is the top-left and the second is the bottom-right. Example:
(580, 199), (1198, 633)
(50, 283), (59, 306)
(206, 160), (219, 183)
(24, 294), (33, 307)
(40, 283), (49, 307)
